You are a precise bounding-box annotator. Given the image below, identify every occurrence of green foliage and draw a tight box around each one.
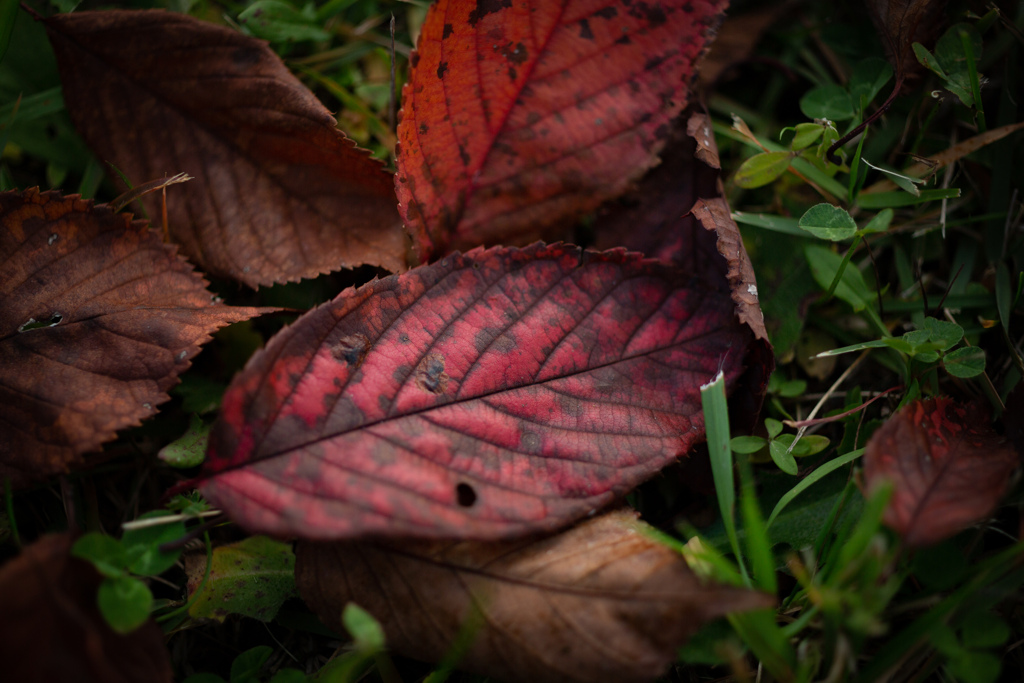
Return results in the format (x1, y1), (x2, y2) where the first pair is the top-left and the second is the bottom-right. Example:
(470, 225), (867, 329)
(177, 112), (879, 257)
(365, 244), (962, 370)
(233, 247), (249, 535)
(187, 536), (297, 623)
(72, 512), (187, 633)
(696, 4), (1023, 680)
(158, 414), (211, 468)
(798, 203), (857, 241)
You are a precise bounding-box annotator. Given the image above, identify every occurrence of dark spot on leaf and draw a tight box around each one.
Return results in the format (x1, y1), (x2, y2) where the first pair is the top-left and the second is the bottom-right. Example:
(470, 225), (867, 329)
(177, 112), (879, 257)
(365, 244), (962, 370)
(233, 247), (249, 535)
(579, 19), (594, 40)
(437, 61), (448, 79)
(331, 333), (369, 367)
(615, 34), (632, 45)
(468, 0), (512, 26)
(521, 431), (541, 453)
(459, 146), (471, 167)
(415, 353), (449, 394)
(628, 1), (667, 26)
(456, 482), (476, 507)
(508, 67), (517, 80)
(644, 55), (666, 71)
(410, 53), (420, 68)
(442, 23), (454, 39)
(419, 123), (429, 135)
(474, 329), (494, 352)
(392, 364), (411, 382)
(595, 6), (617, 19)
(495, 335), (515, 353)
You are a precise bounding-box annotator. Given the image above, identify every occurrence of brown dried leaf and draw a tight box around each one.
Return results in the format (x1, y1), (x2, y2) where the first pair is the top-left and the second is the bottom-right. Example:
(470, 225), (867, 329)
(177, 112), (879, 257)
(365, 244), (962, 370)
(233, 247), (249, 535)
(0, 188), (266, 486)
(696, 3), (792, 89)
(296, 509), (772, 683)
(0, 533), (173, 683)
(45, 9), (406, 288)
(865, 0), (947, 83)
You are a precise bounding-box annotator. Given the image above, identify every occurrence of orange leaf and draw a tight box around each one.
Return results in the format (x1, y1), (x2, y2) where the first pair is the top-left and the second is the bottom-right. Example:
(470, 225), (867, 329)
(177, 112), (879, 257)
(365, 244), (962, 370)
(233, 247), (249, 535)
(396, 0), (728, 261)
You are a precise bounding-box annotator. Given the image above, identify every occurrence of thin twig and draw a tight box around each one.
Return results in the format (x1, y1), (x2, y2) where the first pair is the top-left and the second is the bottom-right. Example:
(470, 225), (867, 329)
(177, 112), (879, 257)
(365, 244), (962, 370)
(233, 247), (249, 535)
(788, 351), (870, 453)
(826, 75), (905, 165)
(121, 509), (222, 531)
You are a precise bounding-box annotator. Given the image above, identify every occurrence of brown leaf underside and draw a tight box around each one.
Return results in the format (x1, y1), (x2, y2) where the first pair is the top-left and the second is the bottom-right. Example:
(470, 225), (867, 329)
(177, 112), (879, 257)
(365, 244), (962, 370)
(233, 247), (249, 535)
(0, 533), (173, 683)
(297, 509), (772, 683)
(863, 397), (1018, 547)
(45, 9), (406, 288)
(0, 188), (264, 486)
(396, 0), (729, 260)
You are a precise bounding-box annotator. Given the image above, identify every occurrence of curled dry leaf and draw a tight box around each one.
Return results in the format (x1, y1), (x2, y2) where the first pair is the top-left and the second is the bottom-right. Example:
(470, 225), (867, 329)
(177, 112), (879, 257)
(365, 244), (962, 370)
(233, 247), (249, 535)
(199, 243), (756, 540)
(0, 188), (266, 486)
(865, 0), (947, 85)
(296, 508), (773, 683)
(395, 0), (728, 260)
(0, 533), (172, 683)
(45, 9), (406, 288)
(863, 397), (1019, 548)
(594, 109), (772, 429)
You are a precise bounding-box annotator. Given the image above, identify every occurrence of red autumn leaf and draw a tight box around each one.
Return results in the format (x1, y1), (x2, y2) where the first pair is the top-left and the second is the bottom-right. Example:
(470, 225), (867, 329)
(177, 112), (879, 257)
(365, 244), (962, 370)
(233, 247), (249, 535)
(0, 188), (266, 486)
(0, 533), (173, 683)
(199, 242), (754, 540)
(45, 9), (406, 288)
(395, 0), (728, 261)
(863, 397), (1018, 548)
(296, 509), (773, 683)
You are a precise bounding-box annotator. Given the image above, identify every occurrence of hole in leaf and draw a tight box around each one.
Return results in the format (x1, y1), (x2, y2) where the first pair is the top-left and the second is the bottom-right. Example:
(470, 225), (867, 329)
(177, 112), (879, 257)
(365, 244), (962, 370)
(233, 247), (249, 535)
(18, 312), (64, 332)
(456, 482), (477, 507)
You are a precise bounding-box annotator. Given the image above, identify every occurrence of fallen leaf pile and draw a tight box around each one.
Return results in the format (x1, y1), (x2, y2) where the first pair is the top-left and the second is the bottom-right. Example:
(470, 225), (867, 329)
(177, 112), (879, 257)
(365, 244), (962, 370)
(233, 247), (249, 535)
(0, 1), (784, 680)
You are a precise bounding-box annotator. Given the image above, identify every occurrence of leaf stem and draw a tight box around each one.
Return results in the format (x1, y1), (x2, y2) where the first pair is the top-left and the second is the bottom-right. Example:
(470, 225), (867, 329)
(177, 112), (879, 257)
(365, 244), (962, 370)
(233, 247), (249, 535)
(826, 75), (904, 165)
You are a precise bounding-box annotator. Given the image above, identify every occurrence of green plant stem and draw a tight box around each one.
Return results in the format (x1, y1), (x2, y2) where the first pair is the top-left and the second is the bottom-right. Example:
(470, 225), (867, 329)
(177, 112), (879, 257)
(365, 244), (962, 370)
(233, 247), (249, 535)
(824, 235), (862, 302)
(962, 28), (986, 131)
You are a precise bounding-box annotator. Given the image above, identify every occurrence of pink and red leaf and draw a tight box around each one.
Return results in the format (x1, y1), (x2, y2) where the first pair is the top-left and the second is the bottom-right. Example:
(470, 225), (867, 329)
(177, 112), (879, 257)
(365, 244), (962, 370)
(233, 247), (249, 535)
(200, 244), (752, 540)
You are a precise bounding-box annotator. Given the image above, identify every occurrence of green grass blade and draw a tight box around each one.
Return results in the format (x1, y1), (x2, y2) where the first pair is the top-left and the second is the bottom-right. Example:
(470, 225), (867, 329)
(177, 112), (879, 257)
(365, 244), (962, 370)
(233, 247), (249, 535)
(961, 27), (985, 131)
(731, 211), (807, 236)
(701, 370), (749, 585)
(738, 456), (776, 595)
(856, 188), (961, 209)
(0, 0), (18, 65)
(766, 449), (865, 529)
